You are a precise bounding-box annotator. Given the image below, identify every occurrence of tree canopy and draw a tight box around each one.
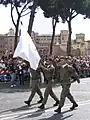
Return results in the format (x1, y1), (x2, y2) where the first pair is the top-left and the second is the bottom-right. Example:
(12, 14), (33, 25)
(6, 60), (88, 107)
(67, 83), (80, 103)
(38, 0), (88, 55)
(77, 0), (90, 19)
(57, 0), (87, 55)
(38, 0), (60, 55)
(0, 0), (89, 55)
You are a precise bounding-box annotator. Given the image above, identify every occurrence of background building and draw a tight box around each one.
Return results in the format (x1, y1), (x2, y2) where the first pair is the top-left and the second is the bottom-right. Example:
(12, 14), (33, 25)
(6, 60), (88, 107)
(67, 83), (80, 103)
(71, 33), (86, 56)
(1, 28), (90, 58)
(0, 28), (15, 57)
(31, 30), (68, 56)
(85, 40), (90, 56)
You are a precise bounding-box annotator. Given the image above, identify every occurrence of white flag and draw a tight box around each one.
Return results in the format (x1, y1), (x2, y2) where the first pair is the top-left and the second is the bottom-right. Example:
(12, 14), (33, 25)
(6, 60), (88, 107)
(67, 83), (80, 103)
(13, 26), (41, 70)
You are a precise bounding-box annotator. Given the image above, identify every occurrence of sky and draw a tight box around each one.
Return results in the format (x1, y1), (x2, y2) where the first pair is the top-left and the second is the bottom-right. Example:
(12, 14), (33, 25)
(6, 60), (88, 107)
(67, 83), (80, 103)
(0, 5), (90, 40)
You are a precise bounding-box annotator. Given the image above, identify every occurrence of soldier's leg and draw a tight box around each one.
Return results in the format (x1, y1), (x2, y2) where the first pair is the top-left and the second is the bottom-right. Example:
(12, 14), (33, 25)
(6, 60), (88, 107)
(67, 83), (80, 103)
(59, 85), (70, 107)
(50, 89), (59, 106)
(28, 81), (37, 102)
(36, 84), (43, 103)
(36, 85), (43, 98)
(67, 90), (76, 103)
(38, 84), (51, 109)
(67, 89), (78, 110)
(42, 85), (51, 105)
(54, 84), (70, 113)
(50, 89), (59, 101)
(24, 81), (37, 105)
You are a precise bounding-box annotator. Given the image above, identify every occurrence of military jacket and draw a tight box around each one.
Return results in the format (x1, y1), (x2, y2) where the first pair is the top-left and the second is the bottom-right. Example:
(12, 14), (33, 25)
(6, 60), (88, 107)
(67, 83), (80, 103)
(59, 64), (79, 84)
(41, 64), (54, 81)
(30, 68), (41, 80)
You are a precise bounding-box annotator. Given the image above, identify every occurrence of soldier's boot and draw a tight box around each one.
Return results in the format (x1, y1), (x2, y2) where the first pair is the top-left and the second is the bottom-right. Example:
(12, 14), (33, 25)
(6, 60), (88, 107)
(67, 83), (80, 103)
(54, 106), (61, 113)
(38, 104), (45, 109)
(24, 101), (31, 106)
(70, 102), (78, 110)
(53, 101), (59, 107)
(37, 97), (43, 103)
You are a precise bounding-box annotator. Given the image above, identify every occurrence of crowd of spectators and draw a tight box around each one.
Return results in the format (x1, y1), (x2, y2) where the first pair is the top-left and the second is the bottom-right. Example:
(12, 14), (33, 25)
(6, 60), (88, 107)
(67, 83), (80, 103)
(0, 54), (30, 87)
(0, 53), (90, 88)
(41, 55), (90, 78)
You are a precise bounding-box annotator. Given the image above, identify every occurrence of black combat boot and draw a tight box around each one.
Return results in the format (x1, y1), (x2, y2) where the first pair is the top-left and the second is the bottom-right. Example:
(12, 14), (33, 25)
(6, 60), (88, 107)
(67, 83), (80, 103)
(54, 106), (61, 113)
(70, 102), (78, 110)
(53, 101), (59, 107)
(37, 97), (43, 103)
(24, 101), (30, 106)
(38, 104), (45, 109)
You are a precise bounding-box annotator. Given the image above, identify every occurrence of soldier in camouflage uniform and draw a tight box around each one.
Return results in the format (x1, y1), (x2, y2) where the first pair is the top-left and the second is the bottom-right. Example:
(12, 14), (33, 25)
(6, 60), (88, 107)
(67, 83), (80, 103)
(24, 67), (43, 106)
(38, 58), (59, 109)
(54, 58), (80, 113)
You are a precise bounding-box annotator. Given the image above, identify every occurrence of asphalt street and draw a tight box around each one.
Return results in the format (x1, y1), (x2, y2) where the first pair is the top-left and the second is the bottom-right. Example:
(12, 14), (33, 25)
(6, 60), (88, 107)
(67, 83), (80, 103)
(0, 78), (90, 120)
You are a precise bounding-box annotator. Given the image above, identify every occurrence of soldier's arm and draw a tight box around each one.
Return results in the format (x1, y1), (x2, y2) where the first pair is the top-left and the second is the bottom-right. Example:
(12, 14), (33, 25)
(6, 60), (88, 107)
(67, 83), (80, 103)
(68, 66), (80, 83)
(41, 64), (54, 72)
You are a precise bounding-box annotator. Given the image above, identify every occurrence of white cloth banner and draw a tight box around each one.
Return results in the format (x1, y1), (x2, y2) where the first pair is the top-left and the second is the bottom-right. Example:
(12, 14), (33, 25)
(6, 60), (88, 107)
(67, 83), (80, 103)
(13, 26), (41, 70)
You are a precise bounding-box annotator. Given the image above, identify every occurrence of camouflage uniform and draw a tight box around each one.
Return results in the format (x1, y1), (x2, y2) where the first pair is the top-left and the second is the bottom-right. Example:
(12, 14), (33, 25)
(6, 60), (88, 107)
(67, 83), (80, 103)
(39, 63), (59, 109)
(24, 67), (43, 105)
(55, 64), (80, 113)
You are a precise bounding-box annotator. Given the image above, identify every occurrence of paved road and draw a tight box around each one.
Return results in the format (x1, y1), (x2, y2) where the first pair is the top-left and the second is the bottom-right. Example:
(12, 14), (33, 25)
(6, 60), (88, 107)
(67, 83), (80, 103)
(0, 78), (90, 120)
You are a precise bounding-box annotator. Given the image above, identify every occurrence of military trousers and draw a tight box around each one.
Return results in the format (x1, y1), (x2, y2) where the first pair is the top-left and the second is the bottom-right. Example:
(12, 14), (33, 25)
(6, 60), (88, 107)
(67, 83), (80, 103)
(42, 81), (59, 105)
(28, 79), (43, 102)
(59, 84), (76, 108)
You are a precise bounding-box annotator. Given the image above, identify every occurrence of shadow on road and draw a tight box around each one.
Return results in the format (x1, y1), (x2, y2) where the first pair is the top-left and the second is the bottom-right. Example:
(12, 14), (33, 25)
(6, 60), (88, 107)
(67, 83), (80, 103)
(13, 109), (73, 120)
(0, 103), (40, 114)
(0, 104), (55, 115)
(39, 114), (73, 120)
(0, 101), (73, 120)
(14, 109), (45, 120)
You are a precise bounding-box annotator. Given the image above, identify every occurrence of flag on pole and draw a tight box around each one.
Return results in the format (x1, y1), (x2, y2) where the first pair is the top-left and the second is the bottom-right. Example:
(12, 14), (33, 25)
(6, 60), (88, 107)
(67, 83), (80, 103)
(13, 26), (41, 70)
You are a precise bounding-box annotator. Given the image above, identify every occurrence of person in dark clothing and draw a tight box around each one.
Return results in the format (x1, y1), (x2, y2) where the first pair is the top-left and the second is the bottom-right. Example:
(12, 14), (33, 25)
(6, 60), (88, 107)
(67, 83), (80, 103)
(17, 65), (24, 85)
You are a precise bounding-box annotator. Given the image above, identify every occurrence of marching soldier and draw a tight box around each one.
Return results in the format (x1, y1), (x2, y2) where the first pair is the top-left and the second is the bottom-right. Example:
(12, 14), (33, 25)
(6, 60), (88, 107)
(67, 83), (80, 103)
(24, 67), (43, 106)
(54, 57), (80, 113)
(38, 58), (59, 109)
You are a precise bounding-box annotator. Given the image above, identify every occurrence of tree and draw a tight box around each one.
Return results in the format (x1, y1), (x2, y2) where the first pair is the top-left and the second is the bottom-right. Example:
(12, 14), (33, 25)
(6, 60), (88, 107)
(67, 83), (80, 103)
(57, 0), (87, 56)
(11, 0), (33, 50)
(28, 0), (38, 36)
(38, 0), (86, 56)
(3, 0), (33, 50)
(38, 0), (59, 55)
(77, 0), (90, 18)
